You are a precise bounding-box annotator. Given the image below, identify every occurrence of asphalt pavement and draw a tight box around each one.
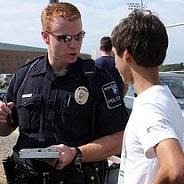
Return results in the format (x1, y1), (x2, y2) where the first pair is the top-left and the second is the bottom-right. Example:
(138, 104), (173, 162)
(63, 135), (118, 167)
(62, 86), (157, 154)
(0, 129), (18, 184)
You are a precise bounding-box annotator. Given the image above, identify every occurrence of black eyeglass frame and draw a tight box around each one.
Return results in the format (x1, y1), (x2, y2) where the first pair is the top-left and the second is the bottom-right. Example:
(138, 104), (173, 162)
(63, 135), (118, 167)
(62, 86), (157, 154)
(46, 31), (85, 43)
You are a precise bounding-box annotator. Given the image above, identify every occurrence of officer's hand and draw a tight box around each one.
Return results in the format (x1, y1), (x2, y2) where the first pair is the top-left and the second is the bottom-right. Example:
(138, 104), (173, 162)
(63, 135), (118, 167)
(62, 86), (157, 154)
(0, 101), (14, 124)
(51, 144), (76, 170)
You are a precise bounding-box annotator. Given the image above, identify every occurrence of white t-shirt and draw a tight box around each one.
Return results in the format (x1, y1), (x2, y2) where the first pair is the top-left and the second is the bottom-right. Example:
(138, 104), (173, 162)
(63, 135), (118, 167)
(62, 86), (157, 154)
(118, 85), (184, 184)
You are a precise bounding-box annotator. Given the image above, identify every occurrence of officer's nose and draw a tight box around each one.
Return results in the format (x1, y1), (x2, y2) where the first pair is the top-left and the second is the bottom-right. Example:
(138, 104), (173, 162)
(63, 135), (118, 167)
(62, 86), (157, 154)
(68, 39), (79, 49)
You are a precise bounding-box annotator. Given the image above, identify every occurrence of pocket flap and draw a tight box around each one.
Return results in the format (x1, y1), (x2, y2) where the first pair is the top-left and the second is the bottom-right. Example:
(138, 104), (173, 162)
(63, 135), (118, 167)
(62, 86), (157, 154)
(20, 94), (42, 107)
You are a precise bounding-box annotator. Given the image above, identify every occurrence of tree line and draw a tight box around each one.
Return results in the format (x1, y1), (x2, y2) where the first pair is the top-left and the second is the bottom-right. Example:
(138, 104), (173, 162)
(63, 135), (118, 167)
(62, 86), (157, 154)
(159, 63), (184, 72)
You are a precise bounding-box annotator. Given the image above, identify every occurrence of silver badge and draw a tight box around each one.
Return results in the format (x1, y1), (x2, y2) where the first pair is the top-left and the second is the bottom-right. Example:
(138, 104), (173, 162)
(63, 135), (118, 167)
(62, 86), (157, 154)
(74, 86), (89, 105)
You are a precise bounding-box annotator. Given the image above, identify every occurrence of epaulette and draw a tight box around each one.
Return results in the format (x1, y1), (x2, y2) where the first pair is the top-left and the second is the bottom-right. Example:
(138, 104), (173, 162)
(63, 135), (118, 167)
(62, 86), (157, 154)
(81, 58), (96, 78)
(17, 55), (45, 70)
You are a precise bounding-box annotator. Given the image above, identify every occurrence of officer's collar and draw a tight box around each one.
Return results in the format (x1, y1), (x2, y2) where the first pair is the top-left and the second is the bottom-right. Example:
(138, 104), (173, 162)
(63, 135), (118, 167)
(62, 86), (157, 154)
(66, 58), (84, 81)
(54, 69), (68, 76)
(30, 55), (83, 82)
(30, 55), (48, 76)
(30, 55), (55, 82)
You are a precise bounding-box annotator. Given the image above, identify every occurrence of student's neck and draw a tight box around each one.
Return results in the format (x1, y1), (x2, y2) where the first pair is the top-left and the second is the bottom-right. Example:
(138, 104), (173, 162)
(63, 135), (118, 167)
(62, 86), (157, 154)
(133, 67), (160, 95)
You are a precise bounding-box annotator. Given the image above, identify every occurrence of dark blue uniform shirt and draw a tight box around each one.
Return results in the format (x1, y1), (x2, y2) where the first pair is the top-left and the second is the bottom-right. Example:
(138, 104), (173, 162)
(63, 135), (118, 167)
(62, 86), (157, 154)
(7, 55), (128, 152)
(95, 56), (124, 96)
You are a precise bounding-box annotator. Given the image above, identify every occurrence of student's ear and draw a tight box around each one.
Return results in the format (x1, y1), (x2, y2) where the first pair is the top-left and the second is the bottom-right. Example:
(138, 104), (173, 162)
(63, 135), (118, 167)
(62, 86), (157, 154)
(124, 49), (132, 63)
(41, 31), (49, 44)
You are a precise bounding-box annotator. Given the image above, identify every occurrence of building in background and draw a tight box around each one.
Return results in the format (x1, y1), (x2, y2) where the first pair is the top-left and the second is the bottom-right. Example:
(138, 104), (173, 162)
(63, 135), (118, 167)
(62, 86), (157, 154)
(0, 42), (91, 74)
(0, 42), (46, 73)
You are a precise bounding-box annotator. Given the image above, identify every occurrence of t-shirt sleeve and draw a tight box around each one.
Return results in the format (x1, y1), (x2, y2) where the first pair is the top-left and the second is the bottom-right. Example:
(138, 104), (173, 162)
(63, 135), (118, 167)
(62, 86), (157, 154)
(138, 106), (178, 159)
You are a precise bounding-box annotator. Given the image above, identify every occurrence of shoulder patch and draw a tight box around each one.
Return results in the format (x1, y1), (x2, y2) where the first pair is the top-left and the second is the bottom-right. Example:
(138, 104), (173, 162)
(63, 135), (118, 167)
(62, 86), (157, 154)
(101, 81), (121, 109)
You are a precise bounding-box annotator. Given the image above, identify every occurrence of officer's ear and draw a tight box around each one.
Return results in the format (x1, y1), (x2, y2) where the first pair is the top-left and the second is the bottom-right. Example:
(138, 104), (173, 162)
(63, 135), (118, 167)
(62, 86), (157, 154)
(41, 31), (49, 44)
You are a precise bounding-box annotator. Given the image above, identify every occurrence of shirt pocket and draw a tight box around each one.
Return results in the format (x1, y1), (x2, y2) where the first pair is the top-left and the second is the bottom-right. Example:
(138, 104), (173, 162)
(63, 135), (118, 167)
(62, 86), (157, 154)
(17, 94), (42, 130)
(58, 94), (92, 139)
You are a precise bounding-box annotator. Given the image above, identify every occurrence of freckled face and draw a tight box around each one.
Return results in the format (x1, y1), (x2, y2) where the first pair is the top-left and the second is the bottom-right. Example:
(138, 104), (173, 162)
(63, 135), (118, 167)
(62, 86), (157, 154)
(42, 17), (83, 70)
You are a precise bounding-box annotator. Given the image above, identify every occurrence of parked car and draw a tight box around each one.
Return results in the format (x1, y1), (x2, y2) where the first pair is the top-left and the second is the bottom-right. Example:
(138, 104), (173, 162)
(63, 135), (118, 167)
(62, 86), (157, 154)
(0, 73), (13, 88)
(168, 71), (184, 75)
(124, 72), (184, 116)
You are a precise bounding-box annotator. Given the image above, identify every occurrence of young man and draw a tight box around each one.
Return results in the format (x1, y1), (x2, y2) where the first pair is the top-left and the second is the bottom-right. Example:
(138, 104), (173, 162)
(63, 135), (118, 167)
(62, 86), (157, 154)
(0, 2), (128, 184)
(111, 9), (184, 184)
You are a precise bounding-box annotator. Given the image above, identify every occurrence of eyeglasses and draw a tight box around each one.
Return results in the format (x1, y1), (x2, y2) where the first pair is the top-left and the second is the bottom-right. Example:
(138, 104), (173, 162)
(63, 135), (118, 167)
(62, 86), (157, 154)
(47, 31), (85, 43)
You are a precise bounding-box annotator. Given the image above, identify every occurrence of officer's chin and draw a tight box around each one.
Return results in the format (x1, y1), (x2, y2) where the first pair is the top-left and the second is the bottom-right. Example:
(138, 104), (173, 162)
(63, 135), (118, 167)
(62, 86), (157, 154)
(68, 54), (78, 63)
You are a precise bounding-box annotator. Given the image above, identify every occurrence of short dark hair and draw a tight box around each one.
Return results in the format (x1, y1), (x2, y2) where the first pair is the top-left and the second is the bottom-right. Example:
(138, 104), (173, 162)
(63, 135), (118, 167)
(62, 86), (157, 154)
(100, 36), (112, 52)
(111, 9), (168, 67)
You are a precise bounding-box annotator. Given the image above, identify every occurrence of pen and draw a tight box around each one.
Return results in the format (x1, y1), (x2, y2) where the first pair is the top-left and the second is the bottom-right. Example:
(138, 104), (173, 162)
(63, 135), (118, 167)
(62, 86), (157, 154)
(67, 95), (71, 108)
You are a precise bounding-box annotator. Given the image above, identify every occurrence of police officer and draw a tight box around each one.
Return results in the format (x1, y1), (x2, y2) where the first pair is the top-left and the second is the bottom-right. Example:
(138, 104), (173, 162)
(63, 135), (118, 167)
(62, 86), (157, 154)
(0, 2), (128, 184)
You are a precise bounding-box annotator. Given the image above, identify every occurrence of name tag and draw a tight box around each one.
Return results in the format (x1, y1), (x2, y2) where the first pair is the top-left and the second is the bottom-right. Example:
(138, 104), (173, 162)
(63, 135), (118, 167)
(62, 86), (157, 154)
(22, 93), (32, 98)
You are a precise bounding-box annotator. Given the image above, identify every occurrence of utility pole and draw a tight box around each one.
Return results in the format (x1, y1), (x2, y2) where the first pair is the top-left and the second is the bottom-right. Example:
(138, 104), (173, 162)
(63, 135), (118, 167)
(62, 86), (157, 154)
(127, 0), (146, 11)
(49, 0), (59, 3)
(140, 0), (143, 10)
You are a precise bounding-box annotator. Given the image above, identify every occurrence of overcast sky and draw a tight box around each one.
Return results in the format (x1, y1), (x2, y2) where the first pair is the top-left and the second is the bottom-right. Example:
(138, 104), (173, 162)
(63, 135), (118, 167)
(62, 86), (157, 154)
(0, 0), (184, 64)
